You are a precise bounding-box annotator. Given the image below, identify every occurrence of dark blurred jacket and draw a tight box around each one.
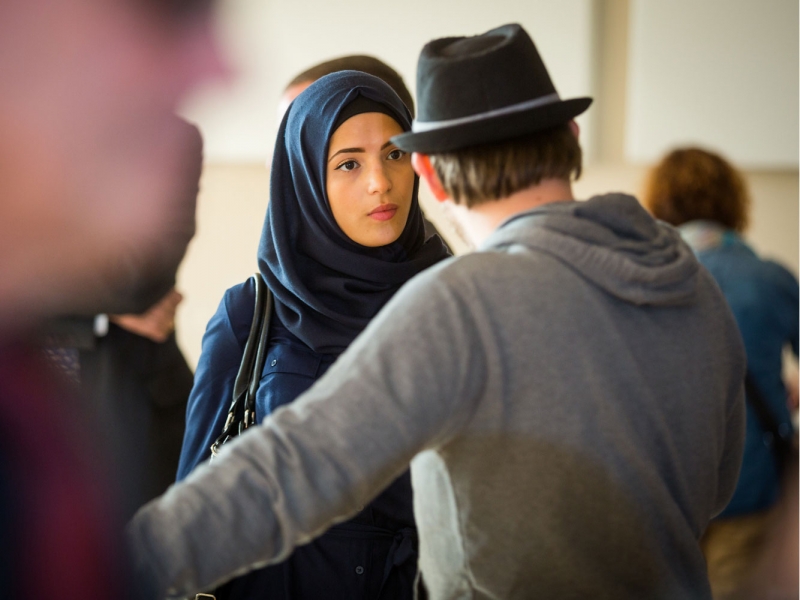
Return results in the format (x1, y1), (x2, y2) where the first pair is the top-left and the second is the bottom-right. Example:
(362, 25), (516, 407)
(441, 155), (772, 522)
(49, 317), (193, 517)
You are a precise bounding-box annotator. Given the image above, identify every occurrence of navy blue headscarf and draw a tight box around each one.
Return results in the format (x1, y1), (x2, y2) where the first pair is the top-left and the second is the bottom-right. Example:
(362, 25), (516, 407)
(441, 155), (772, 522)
(259, 71), (450, 354)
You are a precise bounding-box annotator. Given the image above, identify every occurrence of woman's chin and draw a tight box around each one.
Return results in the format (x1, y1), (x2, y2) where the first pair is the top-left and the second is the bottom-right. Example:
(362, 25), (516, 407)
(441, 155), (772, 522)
(354, 228), (403, 248)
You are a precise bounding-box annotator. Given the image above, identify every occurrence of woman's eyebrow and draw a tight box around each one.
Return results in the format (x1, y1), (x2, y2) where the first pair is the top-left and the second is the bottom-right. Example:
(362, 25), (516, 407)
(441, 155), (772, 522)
(328, 147), (364, 162)
(327, 141), (397, 162)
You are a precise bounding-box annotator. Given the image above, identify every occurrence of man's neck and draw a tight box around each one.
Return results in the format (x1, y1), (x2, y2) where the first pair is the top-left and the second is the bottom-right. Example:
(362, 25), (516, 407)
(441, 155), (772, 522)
(449, 178), (574, 248)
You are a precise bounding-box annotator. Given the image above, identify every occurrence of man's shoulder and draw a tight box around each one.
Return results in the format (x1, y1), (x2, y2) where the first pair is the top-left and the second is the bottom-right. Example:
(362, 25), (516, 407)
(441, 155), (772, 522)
(406, 250), (533, 297)
(399, 247), (564, 321)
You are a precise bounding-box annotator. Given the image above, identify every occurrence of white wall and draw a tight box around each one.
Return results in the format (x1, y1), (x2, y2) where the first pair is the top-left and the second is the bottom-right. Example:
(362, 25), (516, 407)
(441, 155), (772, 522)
(182, 0), (597, 162)
(625, 0), (799, 168)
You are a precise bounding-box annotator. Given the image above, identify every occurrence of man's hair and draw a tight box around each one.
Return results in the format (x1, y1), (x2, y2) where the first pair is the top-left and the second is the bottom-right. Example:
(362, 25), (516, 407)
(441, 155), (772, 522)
(429, 124), (582, 207)
(642, 147), (749, 232)
(287, 55), (415, 117)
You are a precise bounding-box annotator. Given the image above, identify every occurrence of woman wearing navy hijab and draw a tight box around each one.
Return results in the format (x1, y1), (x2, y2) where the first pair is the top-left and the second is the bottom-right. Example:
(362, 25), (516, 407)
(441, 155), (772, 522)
(177, 71), (449, 599)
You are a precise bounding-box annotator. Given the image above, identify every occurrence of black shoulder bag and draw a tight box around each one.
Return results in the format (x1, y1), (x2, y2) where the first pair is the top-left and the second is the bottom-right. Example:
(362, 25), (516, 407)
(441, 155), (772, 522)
(210, 273), (273, 458)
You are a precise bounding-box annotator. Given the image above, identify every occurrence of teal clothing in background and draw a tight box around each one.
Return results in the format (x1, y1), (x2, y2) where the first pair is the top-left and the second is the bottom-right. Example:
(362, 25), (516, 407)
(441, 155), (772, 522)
(681, 221), (798, 517)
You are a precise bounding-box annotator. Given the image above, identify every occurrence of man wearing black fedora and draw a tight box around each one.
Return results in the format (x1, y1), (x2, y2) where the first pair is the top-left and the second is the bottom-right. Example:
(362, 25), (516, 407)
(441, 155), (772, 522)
(130, 23), (745, 600)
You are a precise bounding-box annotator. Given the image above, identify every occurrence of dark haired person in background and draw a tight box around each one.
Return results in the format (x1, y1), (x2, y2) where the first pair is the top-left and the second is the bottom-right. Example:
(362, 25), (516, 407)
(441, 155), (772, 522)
(131, 24), (745, 600)
(278, 55), (416, 120)
(643, 147), (798, 599)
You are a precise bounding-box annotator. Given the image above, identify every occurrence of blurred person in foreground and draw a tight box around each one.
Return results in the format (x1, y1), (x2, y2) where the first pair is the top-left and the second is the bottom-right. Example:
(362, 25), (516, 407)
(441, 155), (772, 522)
(0, 0), (226, 596)
(40, 121), (202, 521)
(0, 0), (226, 327)
(130, 24), (745, 600)
(643, 147), (799, 599)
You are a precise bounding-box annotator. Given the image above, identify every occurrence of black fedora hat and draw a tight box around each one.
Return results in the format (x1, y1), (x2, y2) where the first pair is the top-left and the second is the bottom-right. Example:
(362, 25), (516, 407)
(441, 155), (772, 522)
(392, 23), (592, 154)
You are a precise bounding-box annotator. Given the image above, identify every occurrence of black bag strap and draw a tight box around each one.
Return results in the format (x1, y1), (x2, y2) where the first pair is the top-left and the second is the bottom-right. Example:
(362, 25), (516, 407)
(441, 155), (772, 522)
(210, 273), (273, 457)
(744, 371), (795, 472)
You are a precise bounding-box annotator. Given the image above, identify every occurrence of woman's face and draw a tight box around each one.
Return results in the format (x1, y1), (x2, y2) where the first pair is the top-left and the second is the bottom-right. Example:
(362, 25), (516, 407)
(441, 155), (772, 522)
(326, 112), (413, 247)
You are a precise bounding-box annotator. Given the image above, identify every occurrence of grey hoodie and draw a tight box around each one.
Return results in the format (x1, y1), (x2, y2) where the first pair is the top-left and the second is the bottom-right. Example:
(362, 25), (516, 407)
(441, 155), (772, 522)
(130, 194), (745, 600)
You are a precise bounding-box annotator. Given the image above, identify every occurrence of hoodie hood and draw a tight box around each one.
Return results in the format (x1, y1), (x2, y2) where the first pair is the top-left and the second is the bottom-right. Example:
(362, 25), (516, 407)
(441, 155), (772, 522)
(483, 194), (700, 306)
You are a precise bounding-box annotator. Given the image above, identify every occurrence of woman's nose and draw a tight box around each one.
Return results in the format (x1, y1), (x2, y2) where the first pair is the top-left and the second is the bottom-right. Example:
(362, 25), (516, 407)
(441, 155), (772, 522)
(367, 163), (392, 195)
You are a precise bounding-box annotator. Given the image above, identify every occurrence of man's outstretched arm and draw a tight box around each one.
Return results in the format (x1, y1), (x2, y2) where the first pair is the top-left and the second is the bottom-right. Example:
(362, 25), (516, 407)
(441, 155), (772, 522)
(127, 262), (488, 598)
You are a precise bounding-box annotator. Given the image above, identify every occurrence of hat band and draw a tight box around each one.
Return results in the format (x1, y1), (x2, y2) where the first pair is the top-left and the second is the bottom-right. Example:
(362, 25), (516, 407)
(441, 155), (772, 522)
(411, 93), (561, 133)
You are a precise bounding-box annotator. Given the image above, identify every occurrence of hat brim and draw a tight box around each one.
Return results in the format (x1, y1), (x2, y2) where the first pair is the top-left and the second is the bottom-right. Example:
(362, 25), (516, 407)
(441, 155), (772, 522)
(392, 97), (592, 154)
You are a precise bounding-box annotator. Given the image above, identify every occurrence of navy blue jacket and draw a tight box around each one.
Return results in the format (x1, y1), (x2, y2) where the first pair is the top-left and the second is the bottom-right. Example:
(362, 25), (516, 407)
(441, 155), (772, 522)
(177, 278), (417, 599)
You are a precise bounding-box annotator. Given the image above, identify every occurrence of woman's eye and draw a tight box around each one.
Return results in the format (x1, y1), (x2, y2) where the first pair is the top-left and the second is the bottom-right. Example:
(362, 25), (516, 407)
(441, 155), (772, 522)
(386, 149), (406, 161)
(336, 160), (359, 172)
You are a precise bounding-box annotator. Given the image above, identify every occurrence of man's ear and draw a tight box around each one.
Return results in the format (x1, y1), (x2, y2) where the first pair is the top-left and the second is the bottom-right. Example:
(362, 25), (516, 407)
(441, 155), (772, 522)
(412, 153), (449, 202)
(568, 119), (580, 140)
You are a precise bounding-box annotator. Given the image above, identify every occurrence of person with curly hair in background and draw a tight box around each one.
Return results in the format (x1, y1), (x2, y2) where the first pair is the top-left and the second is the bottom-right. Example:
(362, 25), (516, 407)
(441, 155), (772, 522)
(643, 147), (799, 599)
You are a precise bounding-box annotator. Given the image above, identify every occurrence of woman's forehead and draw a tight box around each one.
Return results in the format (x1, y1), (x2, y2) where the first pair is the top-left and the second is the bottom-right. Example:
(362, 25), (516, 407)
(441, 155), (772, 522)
(328, 113), (403, 149)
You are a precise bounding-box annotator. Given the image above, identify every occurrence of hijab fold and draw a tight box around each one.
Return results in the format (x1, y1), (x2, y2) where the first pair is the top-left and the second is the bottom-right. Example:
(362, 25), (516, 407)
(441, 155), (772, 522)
(259, 71), (449, 354)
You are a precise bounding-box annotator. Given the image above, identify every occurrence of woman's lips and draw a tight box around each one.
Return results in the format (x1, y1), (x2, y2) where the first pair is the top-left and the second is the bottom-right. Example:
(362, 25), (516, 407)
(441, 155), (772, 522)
(368, 204), (398, 221)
